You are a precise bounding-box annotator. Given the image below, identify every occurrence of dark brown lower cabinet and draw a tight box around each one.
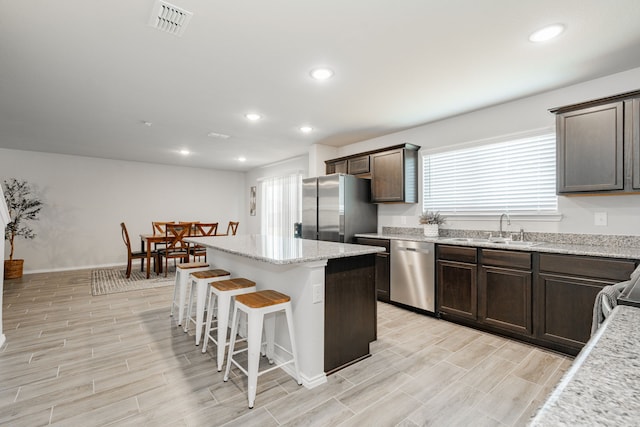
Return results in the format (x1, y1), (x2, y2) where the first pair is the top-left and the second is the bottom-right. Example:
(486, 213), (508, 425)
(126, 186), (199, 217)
(479, 249), (533, 336)
(355, 238), (390, 302)
(479, 266), (532, 336)
(535, 253), (637, 354)
(437, 245), (637, 356)
(437, 245), (478, 321)
(324, 254), (377, 374)
(438, 260), (477, 320)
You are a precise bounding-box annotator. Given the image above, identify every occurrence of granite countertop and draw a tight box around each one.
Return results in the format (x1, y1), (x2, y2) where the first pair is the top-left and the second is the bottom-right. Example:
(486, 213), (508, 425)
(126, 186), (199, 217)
(356, 232), (640, 260)
(186, 235), (384, 265)
(529, 304), (640, 425)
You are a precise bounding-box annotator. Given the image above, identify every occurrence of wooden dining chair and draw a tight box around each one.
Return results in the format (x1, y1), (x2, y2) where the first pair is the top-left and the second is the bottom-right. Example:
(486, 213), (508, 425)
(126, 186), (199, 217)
(190, 222), (218, 261)
(158, 223), (192, 277)
(219, 221), (239, 236)
(151, 221), (174, 251)
(121, 222), (156, 278)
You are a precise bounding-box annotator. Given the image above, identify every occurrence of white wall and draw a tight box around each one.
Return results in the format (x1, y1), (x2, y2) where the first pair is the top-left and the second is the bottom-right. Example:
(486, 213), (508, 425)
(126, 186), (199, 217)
(328, 66), (640, 236)
(0, 149), (246, 273)
(244, 155), (309, 235)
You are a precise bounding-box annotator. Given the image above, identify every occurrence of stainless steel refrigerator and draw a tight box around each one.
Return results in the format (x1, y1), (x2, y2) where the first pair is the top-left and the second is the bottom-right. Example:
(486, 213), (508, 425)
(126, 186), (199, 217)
(302, 174), (378, 243)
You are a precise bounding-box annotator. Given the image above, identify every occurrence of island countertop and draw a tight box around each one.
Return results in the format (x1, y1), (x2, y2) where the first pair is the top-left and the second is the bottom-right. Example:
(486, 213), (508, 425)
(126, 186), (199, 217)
(530, 304), (640, 425)
(185, 235), (384, 265)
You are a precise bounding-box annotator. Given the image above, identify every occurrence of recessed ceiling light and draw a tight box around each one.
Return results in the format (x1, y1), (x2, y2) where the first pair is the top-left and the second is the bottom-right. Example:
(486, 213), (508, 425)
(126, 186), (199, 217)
(179, 149), (190, 156)
(245, 113), (262, 121)
(529, 24), (565, 43)
(310, 67), (334, 81)
(300, 126), (313, 133)
(238, 156), (247, 162)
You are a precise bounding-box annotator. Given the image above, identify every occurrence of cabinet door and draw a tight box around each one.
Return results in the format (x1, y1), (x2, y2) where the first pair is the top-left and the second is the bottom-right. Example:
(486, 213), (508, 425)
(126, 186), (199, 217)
(632, 98), (640, 190)
(375, 252), (390, 302)
(437, 260), (477, 320)
(371, 149), (405, 202)
(347, 156), (370, 175)
(535, 273), (614, 351)
(326, 160), (347, 175)
(557, 101), (624, 193)
(479, 266), (532, 336)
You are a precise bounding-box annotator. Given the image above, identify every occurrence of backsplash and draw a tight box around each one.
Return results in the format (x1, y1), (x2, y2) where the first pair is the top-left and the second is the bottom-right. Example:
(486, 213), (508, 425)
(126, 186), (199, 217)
(382, 227), (640, 248)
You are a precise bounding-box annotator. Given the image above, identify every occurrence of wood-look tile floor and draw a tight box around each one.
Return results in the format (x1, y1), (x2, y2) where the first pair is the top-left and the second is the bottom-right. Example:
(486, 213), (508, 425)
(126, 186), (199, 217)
(0, 269), (573, 426)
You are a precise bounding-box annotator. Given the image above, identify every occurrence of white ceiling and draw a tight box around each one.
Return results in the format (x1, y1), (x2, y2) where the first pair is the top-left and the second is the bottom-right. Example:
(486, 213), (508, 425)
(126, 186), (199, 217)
(2, 1), (640, 172)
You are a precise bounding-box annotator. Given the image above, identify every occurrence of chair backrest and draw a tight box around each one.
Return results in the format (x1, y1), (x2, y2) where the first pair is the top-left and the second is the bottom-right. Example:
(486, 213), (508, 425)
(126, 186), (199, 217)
(226, 221), (239, 236)
(194, 222), (218, 237)
(165, 223), (190, 251)
(152, 221), (173, 235)
(121, 222), (132, 255)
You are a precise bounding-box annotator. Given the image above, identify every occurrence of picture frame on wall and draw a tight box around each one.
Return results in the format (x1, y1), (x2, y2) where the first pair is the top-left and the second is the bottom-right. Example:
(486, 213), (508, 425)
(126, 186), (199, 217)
(249, 186), (256, 216)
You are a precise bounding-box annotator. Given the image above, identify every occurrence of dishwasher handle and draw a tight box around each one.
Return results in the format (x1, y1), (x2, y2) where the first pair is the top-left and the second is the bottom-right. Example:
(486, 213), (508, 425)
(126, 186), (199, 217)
(396, 245), (432, 254)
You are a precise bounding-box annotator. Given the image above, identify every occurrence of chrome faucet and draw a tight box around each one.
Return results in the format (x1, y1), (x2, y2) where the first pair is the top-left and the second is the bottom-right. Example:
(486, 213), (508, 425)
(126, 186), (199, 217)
(499, 213), (511, 238)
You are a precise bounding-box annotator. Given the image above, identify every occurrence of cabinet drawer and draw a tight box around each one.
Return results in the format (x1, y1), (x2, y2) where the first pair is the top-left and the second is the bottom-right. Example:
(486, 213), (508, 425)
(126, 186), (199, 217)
(539, 253), (636, 281)
(481, 249), (531, 270)
(348, 156), (370, 175)
(437, 245), (477, 263)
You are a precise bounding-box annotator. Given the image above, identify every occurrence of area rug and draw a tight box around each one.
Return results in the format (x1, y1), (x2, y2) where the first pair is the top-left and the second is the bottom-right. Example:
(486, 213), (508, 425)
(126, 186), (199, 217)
(91, 266), (176, 296)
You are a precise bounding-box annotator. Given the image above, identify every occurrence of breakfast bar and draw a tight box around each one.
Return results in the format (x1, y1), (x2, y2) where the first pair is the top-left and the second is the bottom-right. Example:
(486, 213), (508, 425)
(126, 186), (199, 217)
(185, 235), (384, 388)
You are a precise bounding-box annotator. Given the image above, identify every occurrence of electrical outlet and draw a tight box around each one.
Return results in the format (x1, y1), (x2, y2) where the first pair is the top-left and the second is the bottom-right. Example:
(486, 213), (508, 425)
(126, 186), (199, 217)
(312, 283), (323, 304)
(594, 212), (608, 226)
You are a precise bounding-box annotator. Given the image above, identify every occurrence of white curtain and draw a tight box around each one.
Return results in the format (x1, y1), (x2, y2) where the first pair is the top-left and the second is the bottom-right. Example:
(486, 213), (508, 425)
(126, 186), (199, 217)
(260, 172), (302, 237)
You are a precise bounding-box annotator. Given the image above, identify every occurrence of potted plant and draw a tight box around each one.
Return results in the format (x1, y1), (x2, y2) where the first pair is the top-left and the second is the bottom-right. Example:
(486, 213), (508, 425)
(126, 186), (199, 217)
(419, 210), (445, 237)
(3, 178), (43, 279)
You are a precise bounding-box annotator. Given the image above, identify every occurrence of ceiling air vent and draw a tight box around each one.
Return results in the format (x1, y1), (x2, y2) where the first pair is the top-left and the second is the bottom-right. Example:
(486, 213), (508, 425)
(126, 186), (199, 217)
(148, 0), (193, 37)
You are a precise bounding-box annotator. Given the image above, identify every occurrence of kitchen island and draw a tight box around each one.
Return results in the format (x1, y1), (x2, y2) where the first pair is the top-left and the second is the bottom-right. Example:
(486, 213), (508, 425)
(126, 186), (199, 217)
(185, 235), (384, 389)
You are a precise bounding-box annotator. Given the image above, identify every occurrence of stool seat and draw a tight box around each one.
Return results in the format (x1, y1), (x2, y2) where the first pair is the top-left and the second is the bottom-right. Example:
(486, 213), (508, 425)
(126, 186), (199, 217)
(191, 269), (230, 279)
(177, 262), (209, 270)
(212, 278), (256, 292)
(235, 290), (290, 308)
(171, 262), (210, 326)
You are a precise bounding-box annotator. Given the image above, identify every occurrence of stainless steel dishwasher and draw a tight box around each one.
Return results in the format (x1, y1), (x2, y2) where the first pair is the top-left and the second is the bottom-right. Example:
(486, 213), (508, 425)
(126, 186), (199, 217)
(390, 240), (435, 312)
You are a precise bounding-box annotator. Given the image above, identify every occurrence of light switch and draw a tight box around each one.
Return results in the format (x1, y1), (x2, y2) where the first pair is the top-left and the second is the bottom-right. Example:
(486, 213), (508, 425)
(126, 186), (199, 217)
(594, 212), (608, 226)
(312, 283), (323, 303)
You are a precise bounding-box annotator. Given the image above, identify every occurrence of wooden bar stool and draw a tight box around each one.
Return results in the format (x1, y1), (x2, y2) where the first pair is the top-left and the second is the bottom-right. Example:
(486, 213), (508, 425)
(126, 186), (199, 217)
(170, 262), (209, 326)
(223, 290), (302, 409)
(184, 269), (231, 345)
(201, 278), (257, 371)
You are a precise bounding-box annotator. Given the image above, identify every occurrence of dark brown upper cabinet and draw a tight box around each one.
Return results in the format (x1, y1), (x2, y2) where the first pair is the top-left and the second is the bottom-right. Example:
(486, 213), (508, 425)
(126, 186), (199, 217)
(325, 143), (420, 203)
(551, 90), (640, 194)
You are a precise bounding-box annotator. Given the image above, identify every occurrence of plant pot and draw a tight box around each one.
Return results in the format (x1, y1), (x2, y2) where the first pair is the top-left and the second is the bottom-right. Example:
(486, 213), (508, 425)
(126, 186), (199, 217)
(423, 224), (439, 237)
(4, 259), (24, 279)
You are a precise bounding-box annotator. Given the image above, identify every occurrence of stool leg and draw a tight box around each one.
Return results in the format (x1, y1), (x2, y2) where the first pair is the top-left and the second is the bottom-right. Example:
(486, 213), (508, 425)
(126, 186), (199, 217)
(215, 293), (232, 372)
(223, 306), (240, 382)
(264, 312), (276, 364)
(201, 288), (217, 354)
(284, 304), (303, 386)
(184, 279), (195, 333)
(195, 279), (208, 346)
(178, 270), (190, 326)
(246, 309), (263, 409)
(170, 269), (180, 318)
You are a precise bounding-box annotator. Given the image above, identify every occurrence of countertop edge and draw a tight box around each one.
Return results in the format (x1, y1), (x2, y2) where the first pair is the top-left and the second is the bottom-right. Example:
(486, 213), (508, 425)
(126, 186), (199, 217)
(355, 233), (640, 260)
(186, 236), (384, 265)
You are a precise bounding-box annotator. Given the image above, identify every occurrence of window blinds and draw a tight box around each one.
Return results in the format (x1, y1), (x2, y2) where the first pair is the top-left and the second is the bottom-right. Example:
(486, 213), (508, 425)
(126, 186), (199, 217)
(423, 133), (557, 214)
